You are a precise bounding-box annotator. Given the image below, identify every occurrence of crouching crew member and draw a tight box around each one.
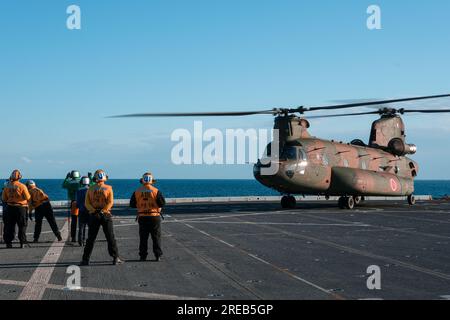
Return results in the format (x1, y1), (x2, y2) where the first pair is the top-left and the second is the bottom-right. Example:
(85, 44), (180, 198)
(62, 170), (81, 243)
(76, 176), (90, 246)
(130, 173), (166, 262)
(26, 180), (62, 243)
(80, 170), (123, 266)
(1, 170), (30, 248)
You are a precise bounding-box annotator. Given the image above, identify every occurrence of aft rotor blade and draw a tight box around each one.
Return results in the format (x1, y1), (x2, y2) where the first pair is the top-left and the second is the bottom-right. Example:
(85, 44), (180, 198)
(306, 94), (450, 112)
(401, 109), (450, 114)
(307, 108), (450, 118)
(109, 110), (276, 118)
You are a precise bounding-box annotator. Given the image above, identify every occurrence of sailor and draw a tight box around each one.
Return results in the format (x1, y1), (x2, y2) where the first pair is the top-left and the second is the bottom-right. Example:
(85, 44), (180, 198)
(80, 170), (123, 266)
(1, 180), (9, 214)
(26, 180), (63, 243)
(130, 172), (166, 262)
(76, 176), (90, 246)
(1, 170), (30, 248)
(62, 170), (81, 242)
(87, 172), (96, 187)
(1, 180), (9, 241)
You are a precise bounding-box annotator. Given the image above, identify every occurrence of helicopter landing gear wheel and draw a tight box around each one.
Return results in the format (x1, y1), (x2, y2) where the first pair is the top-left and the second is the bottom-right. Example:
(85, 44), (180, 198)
(346, 196), (355, 210)
(338, 196), (355, 210)
(281, 195), (296, 209)
(408, 194), (416, 206)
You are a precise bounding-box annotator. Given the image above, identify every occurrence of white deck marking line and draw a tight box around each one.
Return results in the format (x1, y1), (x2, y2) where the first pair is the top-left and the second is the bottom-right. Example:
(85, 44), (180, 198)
(181, 223), (343, 300)
(174, 221), (370, 227)
(18, 221), (69, 300)
(0, 279), (28, 286)
(369, 211), (450, 225)
(247, 220), (450, 282)
(26, 230), (55, 236)
(44, 283), (202, 300)
(165, 231), (265, 299)
(299, 212), (450, 240)
(0, 279), (202, 300)
(108, 221), (361, 229)
(171, 211), (300, 222)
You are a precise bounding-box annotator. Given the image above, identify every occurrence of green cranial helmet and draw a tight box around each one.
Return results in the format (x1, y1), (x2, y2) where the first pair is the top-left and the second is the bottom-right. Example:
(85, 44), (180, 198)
(71, 170), (80, 179)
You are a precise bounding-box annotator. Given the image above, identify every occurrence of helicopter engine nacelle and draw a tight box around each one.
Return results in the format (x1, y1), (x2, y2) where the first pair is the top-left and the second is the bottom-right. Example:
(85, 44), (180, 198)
(388, 138), (417, 156)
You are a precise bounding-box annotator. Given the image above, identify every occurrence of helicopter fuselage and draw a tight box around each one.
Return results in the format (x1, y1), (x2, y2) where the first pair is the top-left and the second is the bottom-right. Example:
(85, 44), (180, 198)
(254, 137), (418, 197)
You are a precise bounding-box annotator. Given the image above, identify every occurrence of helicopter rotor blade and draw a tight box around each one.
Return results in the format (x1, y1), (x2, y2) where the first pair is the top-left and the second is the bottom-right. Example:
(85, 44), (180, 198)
(307, 111), (381, 119)
(305, 94), (450, 112)
(305, 108), (450, 119)
(109, 110), (277, 118)
(109, 94), (450, 118)
(400, 109), (450, 114)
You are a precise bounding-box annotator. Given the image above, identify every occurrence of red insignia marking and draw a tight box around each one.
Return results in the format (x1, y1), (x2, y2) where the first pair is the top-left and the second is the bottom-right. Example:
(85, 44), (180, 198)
(390, 178), (398, 192)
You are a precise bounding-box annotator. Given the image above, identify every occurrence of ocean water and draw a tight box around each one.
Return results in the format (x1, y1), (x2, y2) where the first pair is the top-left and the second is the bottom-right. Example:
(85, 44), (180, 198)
(17, 179), (450, 201)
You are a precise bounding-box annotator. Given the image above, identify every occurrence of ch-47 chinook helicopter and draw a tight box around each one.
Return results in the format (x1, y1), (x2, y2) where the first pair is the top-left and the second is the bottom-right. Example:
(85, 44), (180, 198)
(112, 93), (450, 210)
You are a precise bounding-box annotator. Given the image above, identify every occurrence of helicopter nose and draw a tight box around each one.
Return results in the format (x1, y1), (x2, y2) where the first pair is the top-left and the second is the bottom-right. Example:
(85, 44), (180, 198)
(253, 159), (285, 183)
(253, 162), (272, 188)
(253, 160), (277, 177)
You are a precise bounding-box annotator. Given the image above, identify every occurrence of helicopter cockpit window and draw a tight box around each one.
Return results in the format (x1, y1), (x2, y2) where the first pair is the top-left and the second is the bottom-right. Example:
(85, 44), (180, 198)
(281, 146), (297, 160)
(298, 149), (307, 161)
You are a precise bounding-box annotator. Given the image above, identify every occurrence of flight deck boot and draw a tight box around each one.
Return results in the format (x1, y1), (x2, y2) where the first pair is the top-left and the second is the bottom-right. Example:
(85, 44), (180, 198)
(113, 257), (125, 265)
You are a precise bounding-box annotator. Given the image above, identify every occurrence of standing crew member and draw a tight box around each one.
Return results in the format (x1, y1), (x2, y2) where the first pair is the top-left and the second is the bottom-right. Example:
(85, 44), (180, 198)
(130, 173), (166, 262)
(1, 180), (9, 214)
(1, 180), (9, 242)
(26, 180), (63, 243)
(1, 170), (30, 248)
(62, 170), (81, 242)
(87, 172), (96, 187)
(80, 170), (123, 266)
(76, 176), (90, 246)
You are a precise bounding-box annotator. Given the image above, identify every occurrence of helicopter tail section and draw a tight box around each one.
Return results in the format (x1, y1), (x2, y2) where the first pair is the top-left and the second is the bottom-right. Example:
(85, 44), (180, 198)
(329, 167), (414, 197)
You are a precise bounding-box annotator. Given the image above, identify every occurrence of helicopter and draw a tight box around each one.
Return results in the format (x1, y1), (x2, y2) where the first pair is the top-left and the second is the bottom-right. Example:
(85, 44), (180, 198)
(112, 94), (450, 210)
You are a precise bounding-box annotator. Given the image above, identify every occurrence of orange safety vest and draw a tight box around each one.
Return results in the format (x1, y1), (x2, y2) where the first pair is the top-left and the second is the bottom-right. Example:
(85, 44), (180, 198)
(85, 183), (114, 214)
(135, 184), (161, 217)
(71, 201), (79, 216)
(2, 181), (31, 207)
(29, 187), (50, 210)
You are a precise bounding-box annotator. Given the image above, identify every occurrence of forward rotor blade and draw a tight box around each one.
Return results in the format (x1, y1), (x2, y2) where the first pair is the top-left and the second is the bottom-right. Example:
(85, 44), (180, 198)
(307, 94), (450, 112)
(308, 111), (381, 119)
(109, 110), (276, 118)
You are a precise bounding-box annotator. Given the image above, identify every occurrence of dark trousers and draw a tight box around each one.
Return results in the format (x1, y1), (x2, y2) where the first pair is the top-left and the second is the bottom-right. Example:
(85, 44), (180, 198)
(68, 200), (77, 241)
(34, 202), (61, 240)
(78, 211), (89, 244)
(82, 213), (119, 262)
(3, 206), (27, 245)
(70, 215), (78, 240)
(138, 216), (163, 259)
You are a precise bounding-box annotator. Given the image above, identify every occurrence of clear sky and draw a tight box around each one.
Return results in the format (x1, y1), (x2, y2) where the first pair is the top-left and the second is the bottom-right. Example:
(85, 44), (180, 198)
(1, 0), (449, 179)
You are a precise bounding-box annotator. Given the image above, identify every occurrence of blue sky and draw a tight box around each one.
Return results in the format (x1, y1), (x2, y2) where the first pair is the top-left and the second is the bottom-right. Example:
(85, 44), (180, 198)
(0, 0), (449, 179)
